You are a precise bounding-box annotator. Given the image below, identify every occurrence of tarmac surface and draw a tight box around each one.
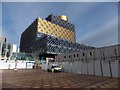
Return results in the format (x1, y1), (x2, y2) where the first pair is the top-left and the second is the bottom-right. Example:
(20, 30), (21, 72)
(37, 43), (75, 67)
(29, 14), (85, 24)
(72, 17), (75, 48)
(1, 69), (119, 89)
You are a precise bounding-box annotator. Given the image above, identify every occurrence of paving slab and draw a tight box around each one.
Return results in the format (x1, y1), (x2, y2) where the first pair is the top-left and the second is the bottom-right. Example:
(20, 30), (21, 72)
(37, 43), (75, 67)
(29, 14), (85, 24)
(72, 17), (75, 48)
(1, 69), (119, 89)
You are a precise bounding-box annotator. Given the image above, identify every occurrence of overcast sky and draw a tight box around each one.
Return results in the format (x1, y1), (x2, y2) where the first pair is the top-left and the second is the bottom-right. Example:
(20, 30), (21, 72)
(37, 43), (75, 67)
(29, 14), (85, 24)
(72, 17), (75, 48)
(1, 2), (118, 48)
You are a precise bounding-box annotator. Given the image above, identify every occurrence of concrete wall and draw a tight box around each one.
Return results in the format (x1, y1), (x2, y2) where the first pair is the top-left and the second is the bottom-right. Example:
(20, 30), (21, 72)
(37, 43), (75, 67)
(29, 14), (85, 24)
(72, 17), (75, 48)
(0, 61), (35, 69)
(55, 44), (119, 78)
(0, 70), (2, 90)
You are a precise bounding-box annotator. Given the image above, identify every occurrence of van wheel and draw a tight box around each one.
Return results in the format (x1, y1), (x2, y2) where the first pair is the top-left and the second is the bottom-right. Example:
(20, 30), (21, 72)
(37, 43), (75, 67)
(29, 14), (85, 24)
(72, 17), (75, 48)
(47, 69), (49, 72)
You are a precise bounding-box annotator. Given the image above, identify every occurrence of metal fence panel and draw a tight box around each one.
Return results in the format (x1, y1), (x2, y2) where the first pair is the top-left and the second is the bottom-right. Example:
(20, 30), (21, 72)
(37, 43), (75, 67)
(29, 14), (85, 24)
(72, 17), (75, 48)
(101, 61), (111, 77)
(81, 61), (88, 74)
(88, 61), (94, 75)
(94, 60), (102, 76)
(110, 60), (118, 77)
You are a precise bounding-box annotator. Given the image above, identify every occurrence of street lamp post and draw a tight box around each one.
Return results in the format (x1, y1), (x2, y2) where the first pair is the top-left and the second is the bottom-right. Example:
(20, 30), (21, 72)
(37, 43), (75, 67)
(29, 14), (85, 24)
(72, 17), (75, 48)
(14, 51), (18, 71)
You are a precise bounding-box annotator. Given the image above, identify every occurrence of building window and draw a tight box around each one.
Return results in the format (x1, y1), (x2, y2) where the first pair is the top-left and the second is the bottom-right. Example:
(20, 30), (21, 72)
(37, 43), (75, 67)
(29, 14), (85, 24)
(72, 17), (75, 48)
(77, 54), (78, 57)
(83, 53), (85, 56)
(64, 56), (66, 58)
(69, 55), (71, 58)
(74, 54), (75, 57)
(90, 52), (92, 56)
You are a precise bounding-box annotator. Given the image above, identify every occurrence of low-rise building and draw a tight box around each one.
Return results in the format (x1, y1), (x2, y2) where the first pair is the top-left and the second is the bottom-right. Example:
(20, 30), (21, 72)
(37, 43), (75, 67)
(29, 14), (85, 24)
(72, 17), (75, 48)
(55, 44), (119, 78)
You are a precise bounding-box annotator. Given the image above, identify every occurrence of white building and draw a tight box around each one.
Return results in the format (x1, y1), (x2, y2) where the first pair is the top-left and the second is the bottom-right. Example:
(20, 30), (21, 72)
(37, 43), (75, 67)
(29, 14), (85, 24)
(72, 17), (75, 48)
(0, 36), (17, 61)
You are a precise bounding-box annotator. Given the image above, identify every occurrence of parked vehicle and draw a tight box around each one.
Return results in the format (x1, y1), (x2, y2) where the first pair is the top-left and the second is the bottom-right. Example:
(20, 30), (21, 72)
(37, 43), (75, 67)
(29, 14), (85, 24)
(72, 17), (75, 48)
(47, 64), (62, 72)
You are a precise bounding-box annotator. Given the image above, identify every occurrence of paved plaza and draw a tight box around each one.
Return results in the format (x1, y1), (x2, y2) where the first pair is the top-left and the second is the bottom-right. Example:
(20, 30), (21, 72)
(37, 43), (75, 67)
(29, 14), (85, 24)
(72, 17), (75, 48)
(1, 69), (119, 89)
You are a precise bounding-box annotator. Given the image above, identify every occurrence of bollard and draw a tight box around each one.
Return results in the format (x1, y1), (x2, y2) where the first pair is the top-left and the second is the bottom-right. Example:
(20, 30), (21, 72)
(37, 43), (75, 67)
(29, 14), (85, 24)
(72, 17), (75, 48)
(52, 68), (54, 73)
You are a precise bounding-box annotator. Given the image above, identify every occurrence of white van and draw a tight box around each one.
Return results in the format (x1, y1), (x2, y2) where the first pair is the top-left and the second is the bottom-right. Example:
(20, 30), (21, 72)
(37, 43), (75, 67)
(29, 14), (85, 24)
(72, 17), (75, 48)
(47, 64), (62, 72)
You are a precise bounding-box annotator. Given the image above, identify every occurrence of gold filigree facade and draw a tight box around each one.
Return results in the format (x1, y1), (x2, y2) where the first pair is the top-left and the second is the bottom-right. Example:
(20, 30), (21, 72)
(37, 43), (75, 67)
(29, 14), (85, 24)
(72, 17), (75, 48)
(37, 18), (75, 42)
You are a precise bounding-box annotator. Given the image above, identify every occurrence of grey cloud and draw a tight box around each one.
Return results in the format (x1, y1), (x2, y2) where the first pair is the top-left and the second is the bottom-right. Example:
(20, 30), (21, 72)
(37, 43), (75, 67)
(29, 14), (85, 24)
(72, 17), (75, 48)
(4, 4), (45, 34)
(78, 16), (118, 47)
(2, 3), (46, 45)
(2, 27), (17, 45)
(1, 0), (120, 2)
(64, 3), (100, 23)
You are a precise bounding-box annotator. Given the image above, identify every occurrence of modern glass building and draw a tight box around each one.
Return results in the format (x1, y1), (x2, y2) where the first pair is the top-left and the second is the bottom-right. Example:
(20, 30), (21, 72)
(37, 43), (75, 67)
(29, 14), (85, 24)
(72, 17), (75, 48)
(0, 36), (14, 61)
(11, 52), (34, 61)
(20, 14), (94, 61)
